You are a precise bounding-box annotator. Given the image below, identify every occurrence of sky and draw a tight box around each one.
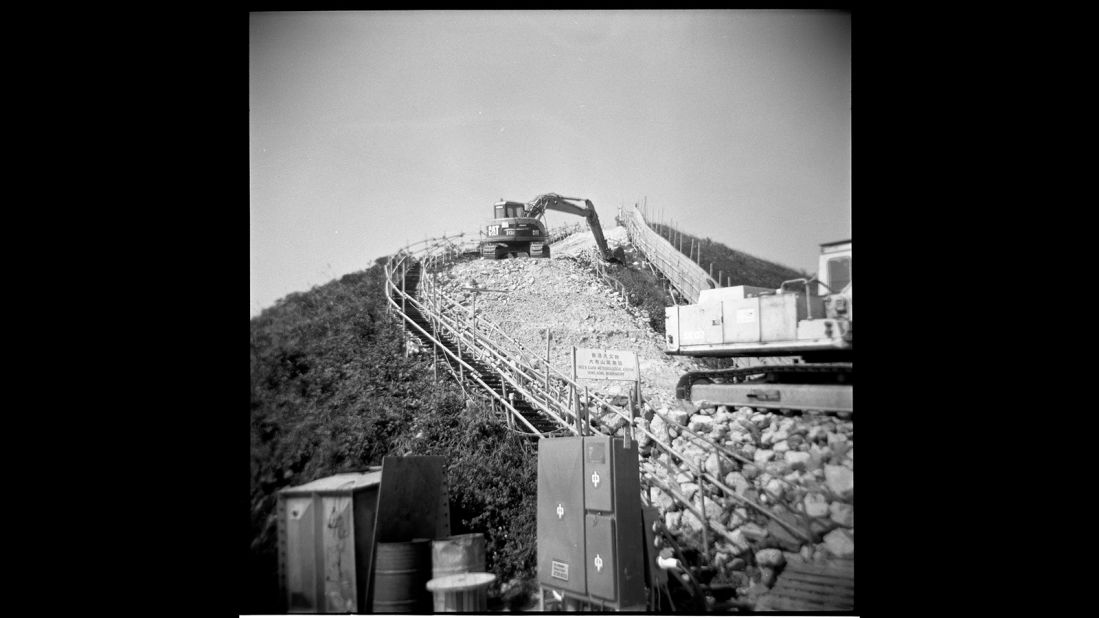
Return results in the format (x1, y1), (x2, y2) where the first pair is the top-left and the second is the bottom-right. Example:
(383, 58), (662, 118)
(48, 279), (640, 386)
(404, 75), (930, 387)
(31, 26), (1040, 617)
(250, 10), (850, 317)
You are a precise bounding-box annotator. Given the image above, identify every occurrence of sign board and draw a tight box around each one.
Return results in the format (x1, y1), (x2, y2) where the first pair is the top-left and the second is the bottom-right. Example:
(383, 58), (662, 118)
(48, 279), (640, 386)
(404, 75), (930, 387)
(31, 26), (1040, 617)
(574, 348), (639, 381)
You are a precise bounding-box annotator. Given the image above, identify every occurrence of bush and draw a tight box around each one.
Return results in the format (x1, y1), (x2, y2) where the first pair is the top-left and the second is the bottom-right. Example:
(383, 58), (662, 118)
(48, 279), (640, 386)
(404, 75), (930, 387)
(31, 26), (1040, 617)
(248, 260), (538, 612)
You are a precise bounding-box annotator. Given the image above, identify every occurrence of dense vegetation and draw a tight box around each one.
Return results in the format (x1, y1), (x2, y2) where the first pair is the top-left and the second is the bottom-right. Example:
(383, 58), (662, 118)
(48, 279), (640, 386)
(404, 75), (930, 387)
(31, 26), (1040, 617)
(248, 258), (536, 613)
(248, 230), (812, 612)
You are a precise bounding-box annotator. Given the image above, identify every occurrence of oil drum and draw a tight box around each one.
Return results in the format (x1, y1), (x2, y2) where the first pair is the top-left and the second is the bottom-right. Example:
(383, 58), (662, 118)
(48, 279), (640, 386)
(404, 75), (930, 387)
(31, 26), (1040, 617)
(372, 539), (432, 613)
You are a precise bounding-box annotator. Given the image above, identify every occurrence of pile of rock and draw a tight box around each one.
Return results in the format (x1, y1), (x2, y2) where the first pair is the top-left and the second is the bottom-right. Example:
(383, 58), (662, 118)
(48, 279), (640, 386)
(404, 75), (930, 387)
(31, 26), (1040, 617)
(639, 403), (853, 592)
(431, 236), (853, 598)
(434, 252), (694, 412)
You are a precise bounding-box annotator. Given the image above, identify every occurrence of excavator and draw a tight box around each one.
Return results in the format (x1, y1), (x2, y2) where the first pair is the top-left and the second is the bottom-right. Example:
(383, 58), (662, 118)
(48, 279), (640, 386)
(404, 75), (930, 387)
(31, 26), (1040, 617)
(664, 240), (852, 414)
(480, 193), (621, 261)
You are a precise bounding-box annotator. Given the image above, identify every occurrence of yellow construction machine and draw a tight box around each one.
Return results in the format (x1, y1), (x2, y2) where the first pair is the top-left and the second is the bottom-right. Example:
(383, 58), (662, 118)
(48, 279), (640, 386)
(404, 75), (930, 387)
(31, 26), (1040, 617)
(480, 193), (619, 261)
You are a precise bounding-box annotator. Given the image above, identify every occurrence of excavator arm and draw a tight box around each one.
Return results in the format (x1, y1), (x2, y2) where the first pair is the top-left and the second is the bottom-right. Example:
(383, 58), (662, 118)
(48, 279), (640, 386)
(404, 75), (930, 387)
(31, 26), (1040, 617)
(525, 193), (614, 261)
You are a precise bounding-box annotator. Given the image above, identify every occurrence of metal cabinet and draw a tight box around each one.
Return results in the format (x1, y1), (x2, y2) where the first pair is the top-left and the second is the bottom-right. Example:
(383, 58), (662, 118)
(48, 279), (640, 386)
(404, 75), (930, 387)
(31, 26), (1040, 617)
(277, 471), (382, 613)
(537, 435), (646, 609)
(536, 437), (588, 596)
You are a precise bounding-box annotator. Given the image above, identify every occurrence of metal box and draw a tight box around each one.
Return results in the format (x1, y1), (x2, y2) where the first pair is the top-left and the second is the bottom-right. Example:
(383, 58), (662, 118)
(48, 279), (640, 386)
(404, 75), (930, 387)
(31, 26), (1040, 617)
(277, 471), (382, 613)
(760, 294), (799, 342)
(760, 293), (825, 342)
(674, 305), (707, 347)
(537, 436), (646, 608)
(585, 514), (618, 601)
(537, 437), (587, 596)
(582, 436), (646, 608)
(722, 297), (762, 343)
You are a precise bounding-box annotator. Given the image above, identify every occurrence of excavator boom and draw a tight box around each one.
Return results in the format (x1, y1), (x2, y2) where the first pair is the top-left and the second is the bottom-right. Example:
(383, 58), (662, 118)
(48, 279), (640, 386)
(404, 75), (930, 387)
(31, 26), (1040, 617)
(525, 193), (613, 261)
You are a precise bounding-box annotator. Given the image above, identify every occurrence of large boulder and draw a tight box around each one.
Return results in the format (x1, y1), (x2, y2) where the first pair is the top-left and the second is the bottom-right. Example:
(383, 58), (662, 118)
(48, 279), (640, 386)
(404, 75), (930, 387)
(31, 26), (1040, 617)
(688, 414), (714, 434)
(830, 501), (854, 527)
(704, 452), (726, 479)
(784, 451), (812, 471)
(803, 492), (830, 518)
(755, 548), (786, 568)
(681, 509), (706, 534)
(666, 408), (690, 426)
(824, 465), (854, 499)
(823, 528), (854, 558)
(724, 471), (751, 496)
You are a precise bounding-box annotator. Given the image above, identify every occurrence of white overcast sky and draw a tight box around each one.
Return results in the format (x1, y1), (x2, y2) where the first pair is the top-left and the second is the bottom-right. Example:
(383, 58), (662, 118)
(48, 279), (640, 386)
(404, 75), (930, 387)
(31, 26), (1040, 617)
(250, 10), (851, 316)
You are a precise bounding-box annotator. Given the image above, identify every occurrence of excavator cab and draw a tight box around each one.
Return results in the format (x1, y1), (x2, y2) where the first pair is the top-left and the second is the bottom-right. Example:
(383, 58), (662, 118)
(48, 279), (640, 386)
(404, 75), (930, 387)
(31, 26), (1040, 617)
(494, 201), (526, 219)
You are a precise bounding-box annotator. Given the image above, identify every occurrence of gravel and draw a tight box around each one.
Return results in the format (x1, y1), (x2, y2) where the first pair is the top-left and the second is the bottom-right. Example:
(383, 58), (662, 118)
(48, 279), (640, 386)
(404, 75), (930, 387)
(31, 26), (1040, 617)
(433, 230), (854, 592)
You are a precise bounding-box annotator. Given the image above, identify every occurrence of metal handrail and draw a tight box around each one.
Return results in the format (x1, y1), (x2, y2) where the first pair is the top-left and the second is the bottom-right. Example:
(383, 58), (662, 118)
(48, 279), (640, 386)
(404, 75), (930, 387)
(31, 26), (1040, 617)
(620, 204), (718, 303)
(383, 226), (811, 558)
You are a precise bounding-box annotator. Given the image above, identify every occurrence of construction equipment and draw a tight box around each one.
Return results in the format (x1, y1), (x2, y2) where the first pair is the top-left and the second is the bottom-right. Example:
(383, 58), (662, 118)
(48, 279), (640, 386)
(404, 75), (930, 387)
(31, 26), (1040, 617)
(664, 240), (852, 413)
(480, 193), (618, 261)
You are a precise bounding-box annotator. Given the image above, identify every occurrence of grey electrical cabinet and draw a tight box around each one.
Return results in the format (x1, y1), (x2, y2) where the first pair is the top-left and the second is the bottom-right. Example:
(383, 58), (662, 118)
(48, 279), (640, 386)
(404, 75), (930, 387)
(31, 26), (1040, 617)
(537, 435), (646, 609)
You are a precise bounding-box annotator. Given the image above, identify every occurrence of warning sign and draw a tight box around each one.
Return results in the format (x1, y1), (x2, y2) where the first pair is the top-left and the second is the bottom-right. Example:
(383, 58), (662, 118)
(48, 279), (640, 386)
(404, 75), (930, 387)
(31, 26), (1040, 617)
(574, 348), (638, 381)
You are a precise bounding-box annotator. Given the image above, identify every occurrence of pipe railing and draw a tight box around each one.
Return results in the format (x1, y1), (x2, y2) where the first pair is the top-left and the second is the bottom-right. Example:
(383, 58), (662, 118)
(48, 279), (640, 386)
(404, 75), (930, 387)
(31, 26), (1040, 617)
(383, 227), (811, 561)
(619, 203), (718, 304)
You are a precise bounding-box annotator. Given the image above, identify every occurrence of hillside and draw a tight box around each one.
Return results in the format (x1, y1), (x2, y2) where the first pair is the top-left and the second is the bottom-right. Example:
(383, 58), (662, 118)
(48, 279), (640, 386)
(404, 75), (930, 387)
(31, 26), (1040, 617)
(249, 259), (541, 613)
(249, 225), (852, 612)
(649, 222), (809, 288)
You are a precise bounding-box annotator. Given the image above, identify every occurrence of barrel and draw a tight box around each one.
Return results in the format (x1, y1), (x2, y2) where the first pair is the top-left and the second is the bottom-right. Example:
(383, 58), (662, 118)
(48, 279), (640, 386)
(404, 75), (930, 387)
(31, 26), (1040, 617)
(372, 540), (432, 613)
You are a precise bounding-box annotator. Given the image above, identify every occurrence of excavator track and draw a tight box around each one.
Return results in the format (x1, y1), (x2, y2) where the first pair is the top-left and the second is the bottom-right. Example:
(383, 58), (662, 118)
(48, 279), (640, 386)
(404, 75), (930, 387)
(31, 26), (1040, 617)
(676, 363), (852, 415)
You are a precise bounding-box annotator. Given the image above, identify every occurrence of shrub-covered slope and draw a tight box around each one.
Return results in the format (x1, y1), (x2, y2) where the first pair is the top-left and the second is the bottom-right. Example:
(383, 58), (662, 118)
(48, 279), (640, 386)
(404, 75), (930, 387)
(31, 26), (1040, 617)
(248, 258), (537, 613)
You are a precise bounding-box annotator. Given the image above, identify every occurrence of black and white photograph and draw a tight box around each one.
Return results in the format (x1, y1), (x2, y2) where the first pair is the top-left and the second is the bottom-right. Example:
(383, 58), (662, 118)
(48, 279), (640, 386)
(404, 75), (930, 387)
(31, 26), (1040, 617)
(249, 9), (852, 615)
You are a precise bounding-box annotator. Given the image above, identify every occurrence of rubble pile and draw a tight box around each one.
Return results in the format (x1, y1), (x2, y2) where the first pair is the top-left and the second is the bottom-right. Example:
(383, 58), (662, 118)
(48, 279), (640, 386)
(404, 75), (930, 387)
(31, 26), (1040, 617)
(642, 404), (854, 594)
(432, 229), (853, 596)
(433, 233), (691, 412)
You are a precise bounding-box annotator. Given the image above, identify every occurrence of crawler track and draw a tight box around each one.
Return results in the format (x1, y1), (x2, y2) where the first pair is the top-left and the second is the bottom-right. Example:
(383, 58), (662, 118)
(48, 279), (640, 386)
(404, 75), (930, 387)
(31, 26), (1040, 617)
(676, 363), (853, 415)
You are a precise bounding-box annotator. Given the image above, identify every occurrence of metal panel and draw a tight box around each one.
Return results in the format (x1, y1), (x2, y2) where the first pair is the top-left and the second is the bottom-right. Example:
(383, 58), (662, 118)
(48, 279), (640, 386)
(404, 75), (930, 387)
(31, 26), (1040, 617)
(677, 305), (707, 347)
(722, 297), (761, 343)
(352, 487), (379, 612)
(583, 436), (614, 513)
(585, 514), (617, 601)
(701, 304), (724, 344)
(372, 456), (449, 543)
(537, 437), (587, 595)
(321, 495), (357, 612)
(369, 456), (449, 609)
(283, 496), (319, 612)
(609, 440), (646, 609)
(760, 294), (799, 342)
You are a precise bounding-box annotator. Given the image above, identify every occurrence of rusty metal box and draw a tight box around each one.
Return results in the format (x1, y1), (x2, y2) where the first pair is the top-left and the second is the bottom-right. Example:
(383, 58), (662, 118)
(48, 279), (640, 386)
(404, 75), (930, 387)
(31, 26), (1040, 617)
(537, 437), (587, 596)
(277, 471), (383, 613)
